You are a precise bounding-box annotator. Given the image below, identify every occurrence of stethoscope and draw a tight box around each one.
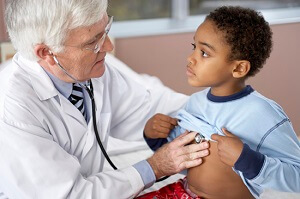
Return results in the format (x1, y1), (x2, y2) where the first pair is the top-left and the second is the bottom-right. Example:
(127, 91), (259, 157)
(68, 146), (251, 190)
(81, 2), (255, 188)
(52, 55), (169, 182)
(52, 55), (118, 170)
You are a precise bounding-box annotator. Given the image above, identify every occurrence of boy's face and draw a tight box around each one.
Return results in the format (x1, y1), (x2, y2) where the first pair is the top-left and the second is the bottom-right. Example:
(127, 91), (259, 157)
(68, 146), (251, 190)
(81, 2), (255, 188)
(186, 20), (237, 95)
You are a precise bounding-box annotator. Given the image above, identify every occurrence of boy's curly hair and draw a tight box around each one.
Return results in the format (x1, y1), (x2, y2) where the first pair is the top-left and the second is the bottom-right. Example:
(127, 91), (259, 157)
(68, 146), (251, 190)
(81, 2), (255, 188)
(206, 6), (273, 77)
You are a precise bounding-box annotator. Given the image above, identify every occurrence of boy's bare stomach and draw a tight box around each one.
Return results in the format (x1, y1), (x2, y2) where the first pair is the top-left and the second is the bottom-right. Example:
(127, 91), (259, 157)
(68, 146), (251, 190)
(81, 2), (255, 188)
(187, 141), (254, 199)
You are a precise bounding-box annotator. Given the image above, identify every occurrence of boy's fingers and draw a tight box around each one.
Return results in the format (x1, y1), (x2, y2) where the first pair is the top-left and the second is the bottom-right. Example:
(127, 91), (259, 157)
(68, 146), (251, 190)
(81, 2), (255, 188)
(211, 133), (222, 141)
(159, 121), (176, 129)
(155, 126), (171, 133)
(157, 114), (178, 126)
(222, 127), (235, 138)
(169, 118), (178, 126)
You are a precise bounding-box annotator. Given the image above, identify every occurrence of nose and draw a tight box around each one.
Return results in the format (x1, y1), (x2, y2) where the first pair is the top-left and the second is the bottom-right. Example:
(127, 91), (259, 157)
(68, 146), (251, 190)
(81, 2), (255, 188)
(187, 54), (193, 66)
(101, 36), (114, 53)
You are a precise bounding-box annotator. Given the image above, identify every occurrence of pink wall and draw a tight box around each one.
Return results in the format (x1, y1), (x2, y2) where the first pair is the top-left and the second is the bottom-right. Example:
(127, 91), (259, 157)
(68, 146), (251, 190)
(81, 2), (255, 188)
(115, 22), (300, 136)
(0, 1), (298, 136)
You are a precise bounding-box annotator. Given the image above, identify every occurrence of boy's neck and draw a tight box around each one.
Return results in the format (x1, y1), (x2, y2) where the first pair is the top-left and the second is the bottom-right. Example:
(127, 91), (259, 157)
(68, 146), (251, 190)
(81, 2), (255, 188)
(210, 82), (246, 97)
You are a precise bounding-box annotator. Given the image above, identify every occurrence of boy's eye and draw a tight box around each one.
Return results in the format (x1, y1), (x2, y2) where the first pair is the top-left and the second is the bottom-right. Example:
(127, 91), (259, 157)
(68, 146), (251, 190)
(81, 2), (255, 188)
(201, 50), (209, 58)
(191, 43), (196, 50)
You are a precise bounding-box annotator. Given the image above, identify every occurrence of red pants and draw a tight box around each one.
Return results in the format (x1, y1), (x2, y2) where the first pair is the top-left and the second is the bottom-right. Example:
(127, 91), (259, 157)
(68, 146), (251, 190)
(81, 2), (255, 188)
(136, 178), (202, 199)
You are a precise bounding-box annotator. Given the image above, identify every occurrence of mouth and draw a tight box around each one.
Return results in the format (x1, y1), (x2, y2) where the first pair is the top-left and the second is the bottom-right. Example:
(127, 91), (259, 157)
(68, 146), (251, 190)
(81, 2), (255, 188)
(94, 56), (105, 66)
(186, 66), (195, 76)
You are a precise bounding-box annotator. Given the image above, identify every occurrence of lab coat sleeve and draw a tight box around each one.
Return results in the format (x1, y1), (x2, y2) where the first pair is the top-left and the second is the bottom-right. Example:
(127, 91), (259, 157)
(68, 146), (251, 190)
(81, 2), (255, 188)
(243, 120), (300, 193)
(0, 120), (144, 199)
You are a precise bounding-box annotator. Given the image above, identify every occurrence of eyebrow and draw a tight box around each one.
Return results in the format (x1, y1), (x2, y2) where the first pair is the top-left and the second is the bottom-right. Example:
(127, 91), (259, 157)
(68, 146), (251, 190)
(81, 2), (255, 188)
(193, 36), (216, 51)
(83, 17), (110, 46)
(83, 33), (102, 45)
(198, 41), (216, 52)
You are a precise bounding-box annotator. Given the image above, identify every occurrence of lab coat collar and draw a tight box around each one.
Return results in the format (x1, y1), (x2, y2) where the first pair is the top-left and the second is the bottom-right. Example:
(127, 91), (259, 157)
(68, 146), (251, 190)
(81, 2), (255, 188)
(13, 53), (58, 101)
(13, 53), (88, 126)
(13, 53), (104, 126)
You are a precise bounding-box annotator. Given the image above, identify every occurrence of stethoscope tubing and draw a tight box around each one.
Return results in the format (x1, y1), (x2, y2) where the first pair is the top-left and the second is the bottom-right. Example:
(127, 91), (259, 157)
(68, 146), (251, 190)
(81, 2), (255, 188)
(53, 54), (167, 182)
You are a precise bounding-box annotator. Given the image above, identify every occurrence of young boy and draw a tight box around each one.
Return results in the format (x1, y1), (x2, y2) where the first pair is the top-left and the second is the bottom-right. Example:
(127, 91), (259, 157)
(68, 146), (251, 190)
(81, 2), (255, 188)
(139, 6), (300, 199)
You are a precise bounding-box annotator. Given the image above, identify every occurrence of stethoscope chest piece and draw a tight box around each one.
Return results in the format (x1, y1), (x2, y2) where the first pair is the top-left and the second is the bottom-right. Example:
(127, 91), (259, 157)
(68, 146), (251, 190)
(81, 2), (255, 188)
(194, 133), (206, 144)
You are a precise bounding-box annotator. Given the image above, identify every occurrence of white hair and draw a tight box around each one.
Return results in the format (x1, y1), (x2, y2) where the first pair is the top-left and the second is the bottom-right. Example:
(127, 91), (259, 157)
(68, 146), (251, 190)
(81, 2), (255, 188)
(5, 0), (108, 61)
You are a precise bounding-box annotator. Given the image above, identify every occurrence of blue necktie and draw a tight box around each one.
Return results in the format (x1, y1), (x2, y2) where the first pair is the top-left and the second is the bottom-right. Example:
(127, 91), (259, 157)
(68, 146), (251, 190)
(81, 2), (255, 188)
(69, 83), (86, 119)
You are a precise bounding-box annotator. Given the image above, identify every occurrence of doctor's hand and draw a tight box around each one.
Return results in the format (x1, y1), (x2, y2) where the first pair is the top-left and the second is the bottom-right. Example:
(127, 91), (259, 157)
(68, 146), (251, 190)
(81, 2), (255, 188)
(211, 128), (244, 167)
(144, 113), (178, 139)
(147, 131), (210, 180)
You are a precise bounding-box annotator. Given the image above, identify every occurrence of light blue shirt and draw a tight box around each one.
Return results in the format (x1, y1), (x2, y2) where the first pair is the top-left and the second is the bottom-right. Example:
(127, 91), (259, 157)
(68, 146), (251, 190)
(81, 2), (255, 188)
(168, 86), (300, 197)
(45, 71), (156, 189)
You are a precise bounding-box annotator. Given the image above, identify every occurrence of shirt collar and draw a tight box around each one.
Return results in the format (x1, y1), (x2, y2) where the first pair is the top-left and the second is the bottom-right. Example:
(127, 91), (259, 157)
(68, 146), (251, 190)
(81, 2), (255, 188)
(44, 70), (72, 99)
(207, 85), (254, 103)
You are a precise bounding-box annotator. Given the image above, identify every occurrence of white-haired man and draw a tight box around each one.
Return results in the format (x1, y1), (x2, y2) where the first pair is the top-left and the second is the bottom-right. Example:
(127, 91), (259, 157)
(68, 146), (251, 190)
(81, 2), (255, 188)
(0, 0), (209, 198)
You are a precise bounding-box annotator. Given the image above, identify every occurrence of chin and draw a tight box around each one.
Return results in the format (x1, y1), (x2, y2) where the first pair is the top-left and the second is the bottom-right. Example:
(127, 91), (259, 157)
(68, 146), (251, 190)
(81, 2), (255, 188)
(92, 62), (106, 78)
(188, 79), (201, 87)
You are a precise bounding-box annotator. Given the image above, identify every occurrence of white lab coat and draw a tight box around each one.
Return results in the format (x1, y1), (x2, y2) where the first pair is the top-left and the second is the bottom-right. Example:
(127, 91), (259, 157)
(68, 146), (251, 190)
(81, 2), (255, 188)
(0, 53), (188, 199)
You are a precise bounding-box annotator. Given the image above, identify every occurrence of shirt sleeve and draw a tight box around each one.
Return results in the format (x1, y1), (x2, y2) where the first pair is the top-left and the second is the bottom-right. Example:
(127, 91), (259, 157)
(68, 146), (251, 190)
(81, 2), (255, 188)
(143, 132), (168, 151)
(133, 160), (156, 189)
(238, 120), (300, 192)
(234, 144), (265, 179)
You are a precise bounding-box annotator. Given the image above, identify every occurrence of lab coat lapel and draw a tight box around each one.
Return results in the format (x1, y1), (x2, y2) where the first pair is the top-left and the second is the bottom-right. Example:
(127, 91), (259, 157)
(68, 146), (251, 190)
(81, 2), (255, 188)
(60, 95), (88, 127)
(16, 53), (87, 127)
(91, 79), (104, 126)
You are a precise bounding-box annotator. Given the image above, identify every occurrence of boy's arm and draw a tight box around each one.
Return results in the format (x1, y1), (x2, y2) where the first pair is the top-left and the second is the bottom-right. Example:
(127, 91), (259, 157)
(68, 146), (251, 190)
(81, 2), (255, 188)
(144, 134), (168, 151)
(213, 121), (300, 192)
(144, 125), (184, 151)
(242, 121), (300, 192)
(144, 113), (177, 139)
(144, 113), (185, 151)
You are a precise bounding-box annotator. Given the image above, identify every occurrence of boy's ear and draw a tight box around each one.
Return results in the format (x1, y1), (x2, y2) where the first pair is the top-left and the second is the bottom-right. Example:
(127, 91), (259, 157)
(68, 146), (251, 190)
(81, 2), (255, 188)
(34, 44), (55, 65)
(232, 60), (250, 78)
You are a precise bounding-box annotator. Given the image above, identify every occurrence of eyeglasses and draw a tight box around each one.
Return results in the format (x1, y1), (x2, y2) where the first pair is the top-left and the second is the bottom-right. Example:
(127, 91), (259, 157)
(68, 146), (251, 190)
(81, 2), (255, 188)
(62, 15), (113, 54)
(85, 15), (113, 53)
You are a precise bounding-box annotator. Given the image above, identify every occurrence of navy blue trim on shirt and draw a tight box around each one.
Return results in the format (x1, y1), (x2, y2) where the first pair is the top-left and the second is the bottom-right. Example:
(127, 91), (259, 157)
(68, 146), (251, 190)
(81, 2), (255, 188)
(207, 85), (254, 103)
(234, 143), (265, 179)
(143, 132), (168, 151)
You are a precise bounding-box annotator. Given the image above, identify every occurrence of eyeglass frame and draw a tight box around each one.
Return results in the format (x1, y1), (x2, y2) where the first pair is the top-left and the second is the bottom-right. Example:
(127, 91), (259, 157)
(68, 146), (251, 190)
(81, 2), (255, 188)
(62, 15), (113, 54)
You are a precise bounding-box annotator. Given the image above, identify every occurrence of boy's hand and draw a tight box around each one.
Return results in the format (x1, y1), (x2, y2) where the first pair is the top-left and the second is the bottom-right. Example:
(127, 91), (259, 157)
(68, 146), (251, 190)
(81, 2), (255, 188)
(211, 128), (243, 167)
(144, 113), (178, 139)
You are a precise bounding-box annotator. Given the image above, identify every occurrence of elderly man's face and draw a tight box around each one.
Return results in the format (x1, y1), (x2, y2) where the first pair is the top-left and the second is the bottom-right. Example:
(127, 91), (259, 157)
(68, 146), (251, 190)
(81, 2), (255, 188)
(53, 14), (114, 82)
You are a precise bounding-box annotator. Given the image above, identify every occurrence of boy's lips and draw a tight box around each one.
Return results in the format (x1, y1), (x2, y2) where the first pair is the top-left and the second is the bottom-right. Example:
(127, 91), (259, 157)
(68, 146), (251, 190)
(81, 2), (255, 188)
(186, 66), (195, 76)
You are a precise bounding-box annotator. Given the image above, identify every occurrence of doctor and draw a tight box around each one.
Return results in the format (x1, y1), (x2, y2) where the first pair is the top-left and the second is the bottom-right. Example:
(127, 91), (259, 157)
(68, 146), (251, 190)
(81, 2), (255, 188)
(0, 0), (209, 198)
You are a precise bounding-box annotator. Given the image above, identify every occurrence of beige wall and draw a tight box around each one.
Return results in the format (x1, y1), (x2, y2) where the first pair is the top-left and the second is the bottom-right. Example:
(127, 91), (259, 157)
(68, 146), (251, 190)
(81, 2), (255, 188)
(115, 22), (300, 136)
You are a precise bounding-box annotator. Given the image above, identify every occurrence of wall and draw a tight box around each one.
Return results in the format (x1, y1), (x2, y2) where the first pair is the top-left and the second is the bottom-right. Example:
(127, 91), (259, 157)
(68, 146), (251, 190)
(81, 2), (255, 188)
(0, 1), (298, 135)
(0, 0), (8, 41)
(115, 22), (300, 136)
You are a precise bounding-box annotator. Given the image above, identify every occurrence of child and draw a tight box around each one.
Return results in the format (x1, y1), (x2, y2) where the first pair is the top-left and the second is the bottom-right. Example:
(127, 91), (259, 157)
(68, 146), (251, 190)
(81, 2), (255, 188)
(139, 6), (300, 199)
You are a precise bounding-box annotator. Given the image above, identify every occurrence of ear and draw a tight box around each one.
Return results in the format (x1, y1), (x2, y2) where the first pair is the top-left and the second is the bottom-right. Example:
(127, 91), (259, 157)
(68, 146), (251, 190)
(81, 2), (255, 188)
(34, 44), (56, 65)
(232, 60), (250, 78)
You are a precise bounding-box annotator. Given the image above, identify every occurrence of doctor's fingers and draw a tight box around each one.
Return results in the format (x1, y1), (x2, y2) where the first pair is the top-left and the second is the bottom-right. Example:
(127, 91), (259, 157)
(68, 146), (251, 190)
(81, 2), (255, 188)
(179, 142), (210, 157)
(178, 154), (204, 170)
(171, 131), (200, 148)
